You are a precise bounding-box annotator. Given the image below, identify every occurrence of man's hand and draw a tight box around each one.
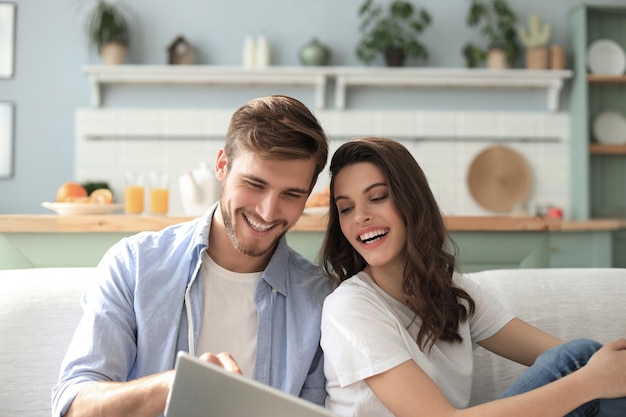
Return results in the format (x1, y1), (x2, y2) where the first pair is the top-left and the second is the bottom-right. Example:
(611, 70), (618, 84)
(199, 352), (243, 375)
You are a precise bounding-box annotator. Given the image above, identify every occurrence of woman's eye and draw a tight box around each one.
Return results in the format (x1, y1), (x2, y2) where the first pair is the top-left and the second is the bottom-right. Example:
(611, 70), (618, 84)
(372, 194), (387, 202)
(338, 206), (352, 214)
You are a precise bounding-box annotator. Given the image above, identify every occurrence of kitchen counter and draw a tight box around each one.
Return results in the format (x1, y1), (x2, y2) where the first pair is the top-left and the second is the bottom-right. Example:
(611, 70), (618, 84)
(0, 214), (605, 233)
(1, 214), (623, 271)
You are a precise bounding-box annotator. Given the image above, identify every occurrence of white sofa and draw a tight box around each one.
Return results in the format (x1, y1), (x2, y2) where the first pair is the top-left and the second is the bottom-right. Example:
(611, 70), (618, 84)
(1, 267), (625, 416)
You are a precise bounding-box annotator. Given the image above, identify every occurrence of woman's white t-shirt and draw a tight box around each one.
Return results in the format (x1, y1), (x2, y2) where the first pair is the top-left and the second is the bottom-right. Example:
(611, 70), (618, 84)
(321, 271), (514, 417)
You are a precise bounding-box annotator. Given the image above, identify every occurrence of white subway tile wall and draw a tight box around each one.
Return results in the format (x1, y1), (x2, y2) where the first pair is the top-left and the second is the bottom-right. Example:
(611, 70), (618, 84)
(75, 109), (570, 217)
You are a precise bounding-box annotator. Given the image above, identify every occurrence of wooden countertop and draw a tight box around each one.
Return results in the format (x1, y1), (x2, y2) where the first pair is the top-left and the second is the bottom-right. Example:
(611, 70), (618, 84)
(1, 214), (621, 233)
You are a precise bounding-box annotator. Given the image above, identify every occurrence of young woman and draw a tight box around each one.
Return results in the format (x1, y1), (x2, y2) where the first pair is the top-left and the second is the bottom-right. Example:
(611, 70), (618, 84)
(320, 137), (626, 417)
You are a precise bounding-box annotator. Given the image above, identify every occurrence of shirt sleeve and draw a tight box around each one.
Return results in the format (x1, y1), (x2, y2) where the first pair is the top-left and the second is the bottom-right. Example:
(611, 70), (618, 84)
(51, 239), (139, 417)
(321, 282), (414, 388)
(458, 274), (516, 343)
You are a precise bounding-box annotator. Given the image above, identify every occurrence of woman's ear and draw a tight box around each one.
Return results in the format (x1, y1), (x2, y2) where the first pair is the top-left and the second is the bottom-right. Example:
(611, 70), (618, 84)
(215, 148), (227, 181)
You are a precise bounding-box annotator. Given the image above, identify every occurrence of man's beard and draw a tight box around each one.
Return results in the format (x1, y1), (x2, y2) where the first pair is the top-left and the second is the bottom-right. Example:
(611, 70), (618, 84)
(221, 203), (284, 258)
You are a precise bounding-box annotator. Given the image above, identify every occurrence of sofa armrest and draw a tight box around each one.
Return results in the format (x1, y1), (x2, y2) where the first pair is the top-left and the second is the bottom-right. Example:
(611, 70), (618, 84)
(467, 268), (626, 405)
(0, 267), (97, 417)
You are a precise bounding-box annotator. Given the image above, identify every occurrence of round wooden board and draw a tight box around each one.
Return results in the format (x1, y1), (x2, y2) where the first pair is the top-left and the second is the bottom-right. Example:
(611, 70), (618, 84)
(467, 145), (532, 213)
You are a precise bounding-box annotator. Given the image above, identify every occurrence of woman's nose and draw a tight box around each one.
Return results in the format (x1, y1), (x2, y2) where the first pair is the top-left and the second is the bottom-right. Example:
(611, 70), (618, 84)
(354, 208), (371, 224)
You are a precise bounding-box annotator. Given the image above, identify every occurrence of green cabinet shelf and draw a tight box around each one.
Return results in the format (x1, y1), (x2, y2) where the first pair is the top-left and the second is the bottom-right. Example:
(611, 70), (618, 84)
(569, 5), (626, 220)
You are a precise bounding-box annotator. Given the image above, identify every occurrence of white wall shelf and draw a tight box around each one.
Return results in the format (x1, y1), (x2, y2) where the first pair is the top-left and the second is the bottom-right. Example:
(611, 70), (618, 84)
(82, 65), (573, 112)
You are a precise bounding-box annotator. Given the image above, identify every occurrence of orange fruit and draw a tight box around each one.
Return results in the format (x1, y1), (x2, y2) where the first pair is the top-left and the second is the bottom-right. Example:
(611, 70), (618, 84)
(56, 182), (88, 202)
(89, 188), (113, 204)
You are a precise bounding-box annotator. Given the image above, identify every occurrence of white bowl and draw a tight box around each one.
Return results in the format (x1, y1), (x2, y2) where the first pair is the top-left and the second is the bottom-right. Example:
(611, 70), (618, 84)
(41, 202), (123, 215)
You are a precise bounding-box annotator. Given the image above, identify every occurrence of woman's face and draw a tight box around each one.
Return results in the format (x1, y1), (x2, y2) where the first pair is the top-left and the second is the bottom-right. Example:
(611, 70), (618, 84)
(333, 162), (406, 270)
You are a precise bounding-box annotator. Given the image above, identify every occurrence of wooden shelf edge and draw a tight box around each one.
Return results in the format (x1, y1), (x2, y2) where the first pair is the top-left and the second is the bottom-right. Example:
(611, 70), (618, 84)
(589, 144), (626, 154)
(587, 74), (626, 83)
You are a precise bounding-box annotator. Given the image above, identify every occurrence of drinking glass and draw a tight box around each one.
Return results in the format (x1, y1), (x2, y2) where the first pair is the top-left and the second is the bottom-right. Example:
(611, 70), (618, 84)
(149, 171), (169, 215)
(124, 172), (145, 215)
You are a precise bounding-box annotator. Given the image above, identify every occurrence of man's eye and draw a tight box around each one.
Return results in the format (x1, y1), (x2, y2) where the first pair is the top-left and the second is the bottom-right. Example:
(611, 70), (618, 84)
(247, 182), (263, 189)
(285, 192), (303, 199)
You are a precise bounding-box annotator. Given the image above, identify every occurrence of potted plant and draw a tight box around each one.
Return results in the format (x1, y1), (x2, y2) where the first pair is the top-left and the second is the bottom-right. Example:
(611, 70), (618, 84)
(462, 0), (519, 69)
(517, 14), (552, 69)
(356, 0), (432, 67)
(83, 0), (131, 65)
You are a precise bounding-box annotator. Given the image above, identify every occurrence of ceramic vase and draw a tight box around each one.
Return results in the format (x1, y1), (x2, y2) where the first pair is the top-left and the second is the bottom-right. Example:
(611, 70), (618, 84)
(299, 38), (330, 66)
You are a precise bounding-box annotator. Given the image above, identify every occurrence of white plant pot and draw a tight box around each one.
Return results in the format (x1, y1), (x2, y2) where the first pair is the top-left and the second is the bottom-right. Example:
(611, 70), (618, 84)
(100, 42), (127, 65)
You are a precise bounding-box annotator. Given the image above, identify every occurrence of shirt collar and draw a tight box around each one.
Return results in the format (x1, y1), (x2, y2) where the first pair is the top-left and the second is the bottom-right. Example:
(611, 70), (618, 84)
(261, 236), (291, 296)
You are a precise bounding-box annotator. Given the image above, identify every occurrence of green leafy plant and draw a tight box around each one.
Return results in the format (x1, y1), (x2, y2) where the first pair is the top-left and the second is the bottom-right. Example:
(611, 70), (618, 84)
(82, 0), (131, 52)
(462, 0), (519, 68)
(356, 0), (432, 66)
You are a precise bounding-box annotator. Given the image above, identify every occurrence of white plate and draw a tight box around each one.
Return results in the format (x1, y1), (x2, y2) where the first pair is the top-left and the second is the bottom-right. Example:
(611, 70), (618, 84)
(587, 39), (626, 75)
(592, 111), (626, 144)
(303, 206), (329, 216)
(41, 202), (123, 215)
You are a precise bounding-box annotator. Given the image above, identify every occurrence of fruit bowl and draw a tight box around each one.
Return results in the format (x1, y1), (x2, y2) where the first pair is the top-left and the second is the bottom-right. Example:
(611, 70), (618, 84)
(41, 202), (123, 215)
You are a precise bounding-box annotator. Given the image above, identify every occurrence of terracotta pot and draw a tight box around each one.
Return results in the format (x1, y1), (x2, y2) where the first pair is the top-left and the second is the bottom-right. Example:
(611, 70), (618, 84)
(100, 42), (127, 65)
(385, 48), (405, 67)
(550, 45), (566, 70)
(525, 46), (549, 70)
(486, 48), (507, 69)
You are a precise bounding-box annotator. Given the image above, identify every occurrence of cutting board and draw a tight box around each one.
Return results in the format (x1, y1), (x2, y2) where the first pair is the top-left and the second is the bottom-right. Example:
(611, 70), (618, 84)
(467, 145), (532, 213)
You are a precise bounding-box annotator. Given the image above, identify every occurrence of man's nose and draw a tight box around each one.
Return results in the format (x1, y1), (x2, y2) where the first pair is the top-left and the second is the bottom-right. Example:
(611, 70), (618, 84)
(257, 193), (280, 222)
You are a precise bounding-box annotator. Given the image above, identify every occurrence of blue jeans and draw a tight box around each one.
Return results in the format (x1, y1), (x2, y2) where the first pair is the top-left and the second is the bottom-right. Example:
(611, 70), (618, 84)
(499, 338), (626, 416)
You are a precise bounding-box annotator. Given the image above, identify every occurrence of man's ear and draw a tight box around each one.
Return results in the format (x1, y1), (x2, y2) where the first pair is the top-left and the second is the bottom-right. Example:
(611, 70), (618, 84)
(215, 148), (227, 181)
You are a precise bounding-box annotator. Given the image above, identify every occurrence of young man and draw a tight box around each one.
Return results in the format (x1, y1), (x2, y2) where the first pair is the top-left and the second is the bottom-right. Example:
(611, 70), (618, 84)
(52, 95), (332, 417)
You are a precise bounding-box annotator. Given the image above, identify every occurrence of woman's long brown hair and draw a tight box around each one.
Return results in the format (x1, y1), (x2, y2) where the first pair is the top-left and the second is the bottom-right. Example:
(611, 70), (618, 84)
(321, 137), (475, 352)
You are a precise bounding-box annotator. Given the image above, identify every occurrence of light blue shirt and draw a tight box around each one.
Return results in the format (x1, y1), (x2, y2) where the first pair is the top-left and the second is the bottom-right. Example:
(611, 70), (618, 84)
(52, 204), (333, 417)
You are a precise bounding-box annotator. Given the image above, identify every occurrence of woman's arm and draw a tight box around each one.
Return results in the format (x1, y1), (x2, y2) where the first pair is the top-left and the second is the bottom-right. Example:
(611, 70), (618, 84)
(365, 338), (626, 417)
(477, 318), (563, 366)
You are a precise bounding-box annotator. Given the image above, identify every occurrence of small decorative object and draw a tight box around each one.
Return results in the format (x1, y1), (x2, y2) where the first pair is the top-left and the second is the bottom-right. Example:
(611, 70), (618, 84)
(518, 14), (552, 69)
(242, 35), (256, 68)
(299, 38), (331, 66)
(82, 0), (132, 65)
(356, 0), (432, 67)
(0, 3), (16, 78)
(550, 44), (566, 70)
(463, 0), (519, 69)
(255, 35), (270, 68)
(167, 35), (196, 65)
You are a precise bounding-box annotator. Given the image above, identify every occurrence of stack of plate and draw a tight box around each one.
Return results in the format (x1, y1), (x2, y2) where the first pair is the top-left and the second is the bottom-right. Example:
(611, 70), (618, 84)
(593, 110), (626, 145)
(587, 39), (626, 75)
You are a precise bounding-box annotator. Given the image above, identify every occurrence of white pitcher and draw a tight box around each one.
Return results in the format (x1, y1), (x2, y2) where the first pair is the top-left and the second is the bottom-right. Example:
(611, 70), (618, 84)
(178, 162), (221, 216)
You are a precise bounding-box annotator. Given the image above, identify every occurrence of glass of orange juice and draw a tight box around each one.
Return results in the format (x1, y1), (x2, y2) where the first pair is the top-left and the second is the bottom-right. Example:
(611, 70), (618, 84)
(149, 171), (169, 215)
(124, 171), (145, 215)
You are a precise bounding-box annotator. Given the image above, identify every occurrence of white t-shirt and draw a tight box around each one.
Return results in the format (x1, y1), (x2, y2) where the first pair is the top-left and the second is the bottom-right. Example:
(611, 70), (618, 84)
(197, 251), (262, 378)
(321, 271), (514, 417)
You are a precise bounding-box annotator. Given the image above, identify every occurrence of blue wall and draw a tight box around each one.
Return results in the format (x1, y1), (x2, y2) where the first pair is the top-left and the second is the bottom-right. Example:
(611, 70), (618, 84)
(0, 0), (623, 214)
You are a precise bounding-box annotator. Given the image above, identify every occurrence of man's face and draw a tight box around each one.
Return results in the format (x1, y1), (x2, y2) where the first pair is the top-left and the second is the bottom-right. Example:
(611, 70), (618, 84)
(216, 149), (317, 258)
